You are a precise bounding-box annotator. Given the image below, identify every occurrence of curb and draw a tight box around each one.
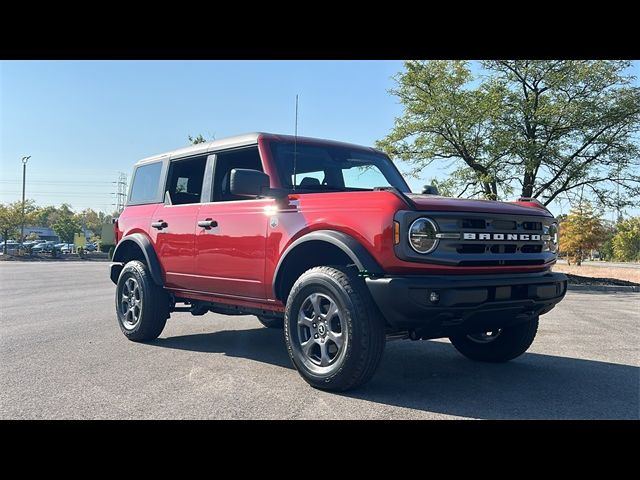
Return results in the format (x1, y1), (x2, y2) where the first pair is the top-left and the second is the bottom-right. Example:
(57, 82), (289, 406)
(567, 284), (640, 293)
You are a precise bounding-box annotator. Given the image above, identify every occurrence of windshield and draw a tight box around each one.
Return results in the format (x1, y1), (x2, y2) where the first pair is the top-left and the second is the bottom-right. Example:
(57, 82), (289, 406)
(270, 142), (410, 193)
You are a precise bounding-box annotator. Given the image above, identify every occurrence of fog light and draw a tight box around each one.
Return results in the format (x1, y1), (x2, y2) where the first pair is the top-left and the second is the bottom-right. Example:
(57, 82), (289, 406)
(429, 291), (440, 304)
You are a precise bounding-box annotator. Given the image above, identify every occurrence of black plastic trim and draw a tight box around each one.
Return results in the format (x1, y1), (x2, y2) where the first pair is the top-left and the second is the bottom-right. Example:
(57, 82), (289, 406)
(110, 233), (164, 286)
(365, 271), (568, 334)
(272, 230), (383, 299)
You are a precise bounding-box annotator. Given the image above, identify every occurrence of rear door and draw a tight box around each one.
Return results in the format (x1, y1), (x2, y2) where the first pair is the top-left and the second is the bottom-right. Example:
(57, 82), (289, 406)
(192, 146), (271, 299)
(149, 155), (208, 290)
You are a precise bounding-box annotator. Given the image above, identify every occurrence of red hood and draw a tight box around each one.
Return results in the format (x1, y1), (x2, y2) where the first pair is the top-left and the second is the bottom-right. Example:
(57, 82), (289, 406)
(406, 194), (552, 217)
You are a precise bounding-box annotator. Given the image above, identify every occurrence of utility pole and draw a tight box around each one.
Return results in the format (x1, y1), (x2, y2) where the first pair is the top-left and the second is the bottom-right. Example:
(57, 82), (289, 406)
(112, 172), (128, 213)
(20, 156), (31, 246)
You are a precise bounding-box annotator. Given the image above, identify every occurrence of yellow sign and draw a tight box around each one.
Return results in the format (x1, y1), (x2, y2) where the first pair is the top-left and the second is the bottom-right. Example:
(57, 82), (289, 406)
(101, 223), (115, 244)
(74, 233), (86, 248)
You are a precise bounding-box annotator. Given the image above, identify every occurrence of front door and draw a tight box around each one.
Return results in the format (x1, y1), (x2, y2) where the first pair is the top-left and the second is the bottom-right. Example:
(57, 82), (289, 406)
(149, 155), (207, 290)
(192, 147), (269, 299)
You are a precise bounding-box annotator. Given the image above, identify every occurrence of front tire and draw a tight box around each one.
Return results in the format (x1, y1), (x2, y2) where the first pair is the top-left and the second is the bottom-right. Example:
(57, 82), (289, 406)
(116, 260), (169, 342)
(449, 316), (539, 362)
(284, 266), (385, 391)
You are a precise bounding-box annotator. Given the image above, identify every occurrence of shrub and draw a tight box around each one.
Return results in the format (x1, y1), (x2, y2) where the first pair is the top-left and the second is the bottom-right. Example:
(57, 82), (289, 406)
(100, 243), (115, 253)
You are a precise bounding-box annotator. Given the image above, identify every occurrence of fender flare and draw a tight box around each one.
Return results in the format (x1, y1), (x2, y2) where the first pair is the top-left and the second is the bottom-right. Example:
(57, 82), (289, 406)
(272, 230), (383, 299)
(110, 233), (163, 286)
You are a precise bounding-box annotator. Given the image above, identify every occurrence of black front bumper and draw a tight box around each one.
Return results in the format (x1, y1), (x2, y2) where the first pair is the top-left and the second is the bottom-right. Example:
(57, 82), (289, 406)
(365, 272), (567, 339)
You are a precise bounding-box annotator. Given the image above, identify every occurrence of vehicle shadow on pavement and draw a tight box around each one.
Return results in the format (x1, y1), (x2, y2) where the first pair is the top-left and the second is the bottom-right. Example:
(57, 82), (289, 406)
(347, 340), (639, 420)
(152, 328), (638, 419)
(152, 327), (293, 369)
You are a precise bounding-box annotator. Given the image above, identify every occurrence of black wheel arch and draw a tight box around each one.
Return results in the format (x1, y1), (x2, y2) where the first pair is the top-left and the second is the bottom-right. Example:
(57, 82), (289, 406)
(272, 230), (383, 301)
(110, 233), (163, 286)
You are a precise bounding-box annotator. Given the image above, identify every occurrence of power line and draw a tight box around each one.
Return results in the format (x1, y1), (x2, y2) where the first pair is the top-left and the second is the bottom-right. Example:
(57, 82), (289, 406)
(112, 172), (128, 213)
(1, 191), (114, 196)
(0, 180), (113, 185)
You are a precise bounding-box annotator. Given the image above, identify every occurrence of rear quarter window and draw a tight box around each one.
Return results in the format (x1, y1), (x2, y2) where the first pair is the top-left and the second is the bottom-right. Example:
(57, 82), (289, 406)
(129, 162), (163, 204)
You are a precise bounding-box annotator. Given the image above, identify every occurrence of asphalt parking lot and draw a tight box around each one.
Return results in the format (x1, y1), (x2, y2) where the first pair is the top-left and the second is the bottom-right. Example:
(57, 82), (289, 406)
(1, 262), (638, 419)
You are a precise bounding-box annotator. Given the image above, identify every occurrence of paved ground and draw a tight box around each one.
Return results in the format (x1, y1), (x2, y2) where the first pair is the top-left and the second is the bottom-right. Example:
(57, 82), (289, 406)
(556, 259), (640, 269)
(1, 262), (638, 419)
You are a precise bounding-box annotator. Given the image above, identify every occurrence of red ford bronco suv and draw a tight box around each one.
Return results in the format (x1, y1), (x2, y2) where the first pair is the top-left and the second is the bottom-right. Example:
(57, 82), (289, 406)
(110, 132), (567, 391)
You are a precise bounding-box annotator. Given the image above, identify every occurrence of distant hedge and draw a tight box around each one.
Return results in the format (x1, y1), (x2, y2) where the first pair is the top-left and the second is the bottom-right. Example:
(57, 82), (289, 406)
(100, 243), (115, 253)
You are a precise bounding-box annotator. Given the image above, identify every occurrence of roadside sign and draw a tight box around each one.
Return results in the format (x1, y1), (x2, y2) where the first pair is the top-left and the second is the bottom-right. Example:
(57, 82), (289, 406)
(101, 223), (115, 244)
(74, 233), (86, 248)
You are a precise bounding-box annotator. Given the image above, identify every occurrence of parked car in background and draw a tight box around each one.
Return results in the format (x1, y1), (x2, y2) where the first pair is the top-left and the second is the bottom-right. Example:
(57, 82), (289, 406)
(54, 243), (72, 254)
(1, 240), (20, 254)
(24, 240), (45, 249)
(31, 241), (57, 253)
(84, 242), (97, 252)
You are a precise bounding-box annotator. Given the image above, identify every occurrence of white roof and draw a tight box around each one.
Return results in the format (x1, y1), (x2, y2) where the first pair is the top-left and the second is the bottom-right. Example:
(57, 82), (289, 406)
(134, 132), (383, 166)
(135, 132), (263, 166)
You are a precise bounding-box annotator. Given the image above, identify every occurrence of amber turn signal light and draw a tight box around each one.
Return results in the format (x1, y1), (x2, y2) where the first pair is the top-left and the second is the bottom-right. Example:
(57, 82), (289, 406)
(393, 221), (400, 245)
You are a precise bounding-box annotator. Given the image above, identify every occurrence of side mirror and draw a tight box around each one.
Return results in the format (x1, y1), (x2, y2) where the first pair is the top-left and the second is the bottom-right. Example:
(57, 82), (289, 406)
(422, 185), (439, 195)
(230, 169), (270, 197)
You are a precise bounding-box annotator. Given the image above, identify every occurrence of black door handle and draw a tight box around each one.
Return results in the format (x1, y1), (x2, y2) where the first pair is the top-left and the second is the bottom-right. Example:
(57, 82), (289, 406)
(151, 220), (168, 230)
(198, 219), (218, 230)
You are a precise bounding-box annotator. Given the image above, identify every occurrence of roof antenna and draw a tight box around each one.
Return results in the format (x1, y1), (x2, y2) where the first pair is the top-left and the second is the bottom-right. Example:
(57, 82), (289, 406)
(293, 94), (299, 191)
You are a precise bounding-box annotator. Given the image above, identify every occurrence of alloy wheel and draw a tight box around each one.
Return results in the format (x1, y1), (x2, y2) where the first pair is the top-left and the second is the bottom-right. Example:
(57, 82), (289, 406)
(296, 293), (347, 371)
(120, 277), (142, 330)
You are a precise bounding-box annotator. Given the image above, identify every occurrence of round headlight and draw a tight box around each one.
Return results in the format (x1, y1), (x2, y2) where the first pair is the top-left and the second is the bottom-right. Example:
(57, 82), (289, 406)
(408, 218), (439, 254)
(544, 223), (558, 252)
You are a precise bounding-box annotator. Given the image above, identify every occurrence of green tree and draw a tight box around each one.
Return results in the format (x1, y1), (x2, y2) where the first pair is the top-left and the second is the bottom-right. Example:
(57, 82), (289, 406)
(559, 202), (606, 265)
(35, 205), (59, 228)
(53, 208), (82, 244)
(77, 208), (104, 235)
(0, 200), (39, 253)
(598, 220), (618, 261)
(378, 61), (640, 208)
(612, 217), (640, 261)
(188, 134), (207, 145)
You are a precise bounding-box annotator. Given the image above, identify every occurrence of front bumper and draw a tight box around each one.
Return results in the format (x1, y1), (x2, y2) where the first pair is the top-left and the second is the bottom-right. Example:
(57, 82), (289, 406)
(365, 272), (567, 339)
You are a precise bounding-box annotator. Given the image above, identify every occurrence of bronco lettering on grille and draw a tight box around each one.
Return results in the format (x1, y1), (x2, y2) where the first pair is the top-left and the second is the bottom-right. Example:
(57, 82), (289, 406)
(463, 233), (546, 241)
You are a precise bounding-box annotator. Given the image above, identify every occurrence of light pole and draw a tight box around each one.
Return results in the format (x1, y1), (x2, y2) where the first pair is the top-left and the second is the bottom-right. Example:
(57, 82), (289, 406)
(20, 156), (31, 246)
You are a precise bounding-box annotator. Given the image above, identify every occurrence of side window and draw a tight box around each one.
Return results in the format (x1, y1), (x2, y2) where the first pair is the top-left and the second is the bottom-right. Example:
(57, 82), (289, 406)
(165, 156), (207, 205)
(293, 170), (325, 187)
(212, 147), (263, 202)
(129, 162), (163, 204)
(341, 164), (389, 190)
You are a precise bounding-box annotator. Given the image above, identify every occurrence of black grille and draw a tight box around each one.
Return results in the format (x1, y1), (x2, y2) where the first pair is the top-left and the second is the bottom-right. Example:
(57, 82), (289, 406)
(458, 259), (546, 266)
(461, 219), (486, 229)
(521, 245), (543, 254)
(490, 244), (518, 254)
(447, 214), (546, 263)
(394, 210), (555, 267)
(457, 244), (486, 254)
(522, 221), (542, 230)
(491, 220), (516, 230)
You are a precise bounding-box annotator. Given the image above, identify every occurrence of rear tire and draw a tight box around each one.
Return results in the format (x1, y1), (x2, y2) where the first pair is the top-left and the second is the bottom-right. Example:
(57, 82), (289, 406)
(449, 316), (539, 362)
(116, 260), (169, 342)
(256, 316), (284, 329)
(284, 265), (385, 391)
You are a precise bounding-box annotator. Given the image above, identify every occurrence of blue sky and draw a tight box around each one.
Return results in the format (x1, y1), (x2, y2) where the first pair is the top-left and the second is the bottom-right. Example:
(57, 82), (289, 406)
(1, 60), (638, 218)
